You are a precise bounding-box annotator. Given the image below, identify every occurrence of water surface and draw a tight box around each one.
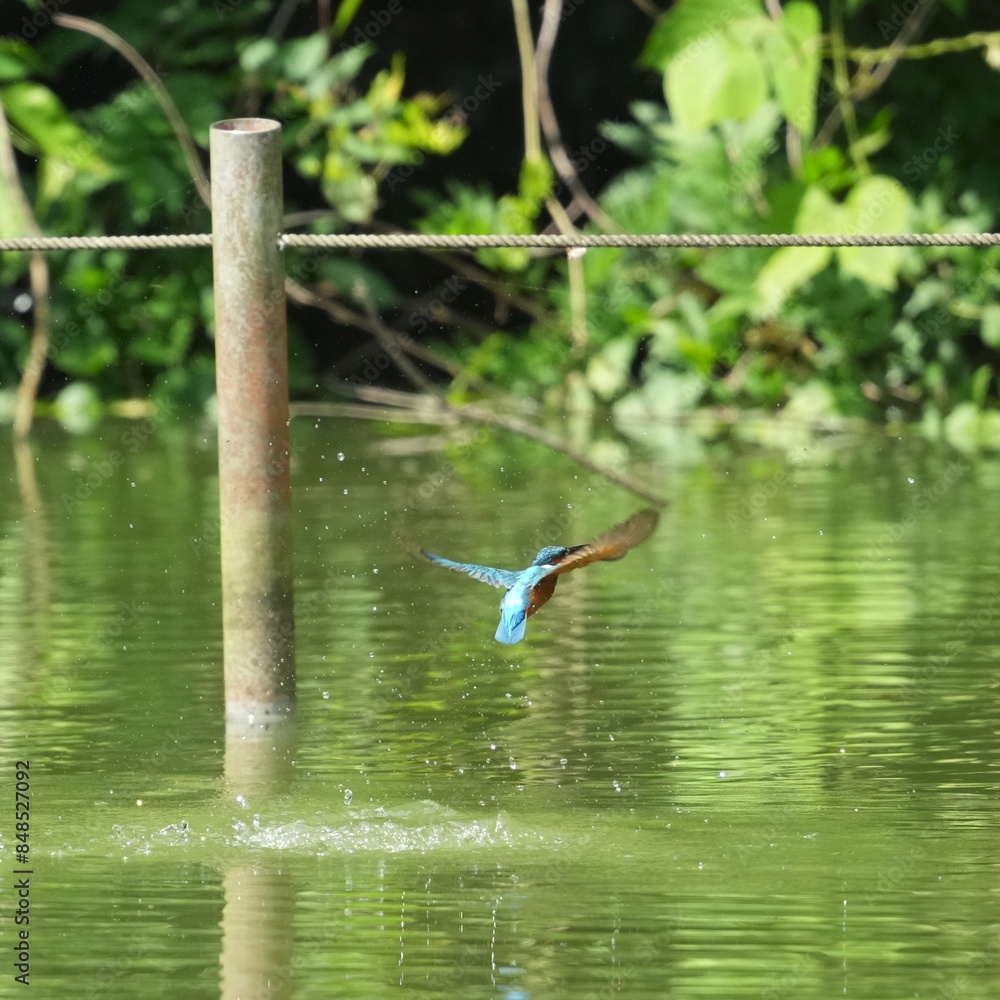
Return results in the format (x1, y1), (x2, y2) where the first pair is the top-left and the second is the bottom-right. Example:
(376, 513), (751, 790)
(1, 416), (998, 998)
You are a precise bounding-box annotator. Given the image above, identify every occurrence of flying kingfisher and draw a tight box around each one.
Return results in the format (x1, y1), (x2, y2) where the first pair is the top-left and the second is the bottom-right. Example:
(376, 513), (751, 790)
(419, 508), (660, 644)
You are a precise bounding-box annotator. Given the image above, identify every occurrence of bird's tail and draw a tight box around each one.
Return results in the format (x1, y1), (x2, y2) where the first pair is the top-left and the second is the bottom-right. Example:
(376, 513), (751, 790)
(495, 607), (526, 644)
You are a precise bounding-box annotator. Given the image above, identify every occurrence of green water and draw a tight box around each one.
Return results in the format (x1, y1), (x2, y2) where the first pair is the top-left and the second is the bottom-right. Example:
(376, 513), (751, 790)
(2, 415), (999, 999)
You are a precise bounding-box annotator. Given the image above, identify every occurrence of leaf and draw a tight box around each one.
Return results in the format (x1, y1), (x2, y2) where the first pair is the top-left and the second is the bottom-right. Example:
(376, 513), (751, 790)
(0, 81), (107, 176)
(383, 103), (467, 155)
(321, 155), (377, 221)
(665, 33), (769, 130)
(518, 156), (554, 207)
(282, 33), (330, 82)
(760, 1), (821, 140)
(756, 245), (832, 314)
(613, 370), (706, 422)
(755, 184), (846, 310)
(980, 304), (1000, 348)
(971, 364), (992, 407)
(795, 182), (850, 232)
(587, 337), (636, 400)
(240, 37), (278, 73)
(0, 40), (43, 82)
(366, 53), (406, 111)
(641, 0), (766, 69)
(838, 175), (910, 290)
(305, 43), (372, 97)
(331, 0), (366, 38)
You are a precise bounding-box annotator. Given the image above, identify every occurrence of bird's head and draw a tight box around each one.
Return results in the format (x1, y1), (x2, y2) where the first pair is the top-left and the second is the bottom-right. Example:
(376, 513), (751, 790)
(531, 545), (569, 567)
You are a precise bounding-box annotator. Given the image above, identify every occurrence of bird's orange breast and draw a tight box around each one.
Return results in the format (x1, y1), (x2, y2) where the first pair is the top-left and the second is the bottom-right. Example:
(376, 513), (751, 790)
(526, 575), (558, 617)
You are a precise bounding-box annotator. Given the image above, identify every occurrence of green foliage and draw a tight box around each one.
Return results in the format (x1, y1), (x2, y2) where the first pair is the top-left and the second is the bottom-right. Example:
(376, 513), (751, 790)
(460, 1), (1000, 438)
(3, 0), (1000, 445)
(251, 36), (467, 221)
(417, 156), (553, 272)
(0, 2), (466, 406)
(641, 0), (821, 139)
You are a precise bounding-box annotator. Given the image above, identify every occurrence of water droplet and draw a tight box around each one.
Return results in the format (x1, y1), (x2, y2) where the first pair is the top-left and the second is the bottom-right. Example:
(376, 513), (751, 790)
(344, 789), (353, 805)
(337, 452), (345, 461)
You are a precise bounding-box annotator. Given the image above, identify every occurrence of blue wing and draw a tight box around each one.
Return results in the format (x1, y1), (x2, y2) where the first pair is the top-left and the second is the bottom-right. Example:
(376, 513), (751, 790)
(495, 587), (529, 643)
(495, 608), (527, 644)
(420, 550), (519, 590)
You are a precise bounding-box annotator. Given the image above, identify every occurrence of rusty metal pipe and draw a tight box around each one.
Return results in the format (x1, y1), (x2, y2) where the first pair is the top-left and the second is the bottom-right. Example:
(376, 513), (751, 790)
(210, 118), (295, 722)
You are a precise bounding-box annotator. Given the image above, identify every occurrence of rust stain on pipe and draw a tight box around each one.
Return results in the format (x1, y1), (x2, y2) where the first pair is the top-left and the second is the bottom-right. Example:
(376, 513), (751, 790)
(210, 118), (295, 721)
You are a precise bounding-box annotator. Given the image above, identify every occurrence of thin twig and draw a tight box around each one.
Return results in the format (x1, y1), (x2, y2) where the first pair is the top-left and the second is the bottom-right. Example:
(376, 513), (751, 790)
(289, 212), (555, 323)
(300, 385), (666, 507)
(630, 0), (662, 16)
(511, 0), (543, 163)
(513, 0), (591, 350)
(535, 0), (620, 232)
(290, 400), (455, 424)
(53, 14), (211, 207)
(825, 0), (867, 174)
(1, 99), (51, 439)
(457, 402), (665, 507)
(285, 277), (535, 411)
(761, 0), (803, 176)
(844, 27), (997, 65)
(366, 219), (553, 323)
(813, 0), (937, 150)
(351, 279), (436, 391)
(543, 197), (589, 351)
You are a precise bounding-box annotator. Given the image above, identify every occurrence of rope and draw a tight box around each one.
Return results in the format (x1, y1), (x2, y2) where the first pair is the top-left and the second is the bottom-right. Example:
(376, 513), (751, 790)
(281, 232), (1000, 249)
(0, 234), (212, 250)
(2, 231), (1000, 252)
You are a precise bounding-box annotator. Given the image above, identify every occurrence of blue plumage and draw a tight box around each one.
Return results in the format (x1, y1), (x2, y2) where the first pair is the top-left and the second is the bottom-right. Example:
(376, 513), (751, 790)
(418, 508), (660, 644)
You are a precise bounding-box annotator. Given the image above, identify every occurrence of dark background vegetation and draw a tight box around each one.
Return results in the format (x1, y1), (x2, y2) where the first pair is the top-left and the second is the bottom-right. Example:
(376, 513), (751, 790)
(3, 0), (1000, 444)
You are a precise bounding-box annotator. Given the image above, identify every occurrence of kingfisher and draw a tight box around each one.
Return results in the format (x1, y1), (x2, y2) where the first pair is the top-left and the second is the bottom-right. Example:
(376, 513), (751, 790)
(419, 508), (660, 644)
